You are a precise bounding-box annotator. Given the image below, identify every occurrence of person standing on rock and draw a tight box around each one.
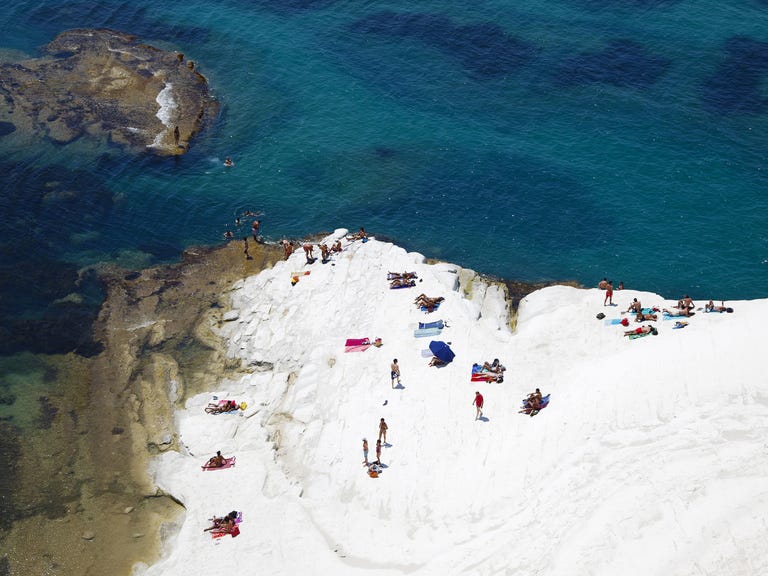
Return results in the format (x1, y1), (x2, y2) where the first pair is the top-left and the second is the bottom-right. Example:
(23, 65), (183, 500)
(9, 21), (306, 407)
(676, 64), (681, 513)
(375, 439), (382, 465)
(474, 391), (484, 420)
(252, 220), (261, 242)
(243, 237), (251, 260)
(603, 281), (614, 306)
(390, 359), (401, 388)
(173, 125), (180, 147)
(362, 438), (369, 465)
(378, 418), (388, 444)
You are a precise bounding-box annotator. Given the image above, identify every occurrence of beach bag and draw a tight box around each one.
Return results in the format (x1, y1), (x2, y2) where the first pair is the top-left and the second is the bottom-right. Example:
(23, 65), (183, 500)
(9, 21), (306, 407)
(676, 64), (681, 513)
(596, 313), (605, 320)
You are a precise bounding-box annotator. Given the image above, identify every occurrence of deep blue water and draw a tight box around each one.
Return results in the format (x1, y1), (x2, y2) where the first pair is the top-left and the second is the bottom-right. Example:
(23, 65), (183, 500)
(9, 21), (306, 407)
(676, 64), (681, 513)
(1, 0), (767, 340)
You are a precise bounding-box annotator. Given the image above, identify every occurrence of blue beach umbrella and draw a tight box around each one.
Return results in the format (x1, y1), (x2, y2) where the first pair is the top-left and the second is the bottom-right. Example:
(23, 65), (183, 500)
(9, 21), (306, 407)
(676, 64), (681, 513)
(429, 340), (455, 364)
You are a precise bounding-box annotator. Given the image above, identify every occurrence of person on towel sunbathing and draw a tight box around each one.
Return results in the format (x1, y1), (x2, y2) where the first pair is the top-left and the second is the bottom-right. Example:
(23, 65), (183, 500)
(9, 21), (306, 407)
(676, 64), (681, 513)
(525, 388), (543, 411)
(415, 294), (444, 311)
(390, 278), (416, 288)
(663, 307), (690, 317)
(206, 451), (227, 468)
(482, 358), (505, 374)
(389, 271), (417, 279)
(204, 511), (237, 532)
(623, 325), (655, 337)
(428, 356), (446, 367)
(626, 298), (642, 314)
(635, 312), (657, 322)
(705, 300), (730, 313)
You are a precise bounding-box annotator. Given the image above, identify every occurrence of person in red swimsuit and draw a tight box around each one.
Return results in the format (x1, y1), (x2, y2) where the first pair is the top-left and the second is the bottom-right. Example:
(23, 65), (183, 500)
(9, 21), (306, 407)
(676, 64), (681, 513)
(603, 281), (614, 306)
(474, 391), (484, 420)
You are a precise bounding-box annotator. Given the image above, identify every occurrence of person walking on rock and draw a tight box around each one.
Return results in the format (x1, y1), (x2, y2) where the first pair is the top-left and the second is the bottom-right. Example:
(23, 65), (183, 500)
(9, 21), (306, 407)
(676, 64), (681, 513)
(390, 359), (401, 388)
(378, 418), (388, 444)
(474, 391), (484, 420)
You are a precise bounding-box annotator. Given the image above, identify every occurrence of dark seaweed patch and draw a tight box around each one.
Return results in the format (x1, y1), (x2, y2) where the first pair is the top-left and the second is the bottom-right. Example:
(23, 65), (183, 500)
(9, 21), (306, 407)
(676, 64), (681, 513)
(702, 36), (768, 114)
(137, 241), (183, 260)
(36, 396), (59, 430)
(0, 160), (109, 356)
(349, 11), (534, 79)
(0, 122), (15, 137)
(27, 3), (210, 45)
(0, 422), (21, 530)
(555, 39), (670, 87)
(577, 0), (680, 7)
(244, 0), (338, 12)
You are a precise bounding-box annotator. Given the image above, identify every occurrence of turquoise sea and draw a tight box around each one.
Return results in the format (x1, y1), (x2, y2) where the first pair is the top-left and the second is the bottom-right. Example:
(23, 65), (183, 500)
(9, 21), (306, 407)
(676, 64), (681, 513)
(0, 0), (767, 569)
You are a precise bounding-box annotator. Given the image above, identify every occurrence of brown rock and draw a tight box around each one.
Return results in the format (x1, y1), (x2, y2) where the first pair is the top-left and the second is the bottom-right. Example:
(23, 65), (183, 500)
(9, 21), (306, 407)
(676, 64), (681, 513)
(0, 29), (218, 155)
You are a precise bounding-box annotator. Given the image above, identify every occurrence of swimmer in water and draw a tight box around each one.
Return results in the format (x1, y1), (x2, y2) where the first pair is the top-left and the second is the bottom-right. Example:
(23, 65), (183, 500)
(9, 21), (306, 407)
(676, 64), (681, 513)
(224, 156), (234, 167)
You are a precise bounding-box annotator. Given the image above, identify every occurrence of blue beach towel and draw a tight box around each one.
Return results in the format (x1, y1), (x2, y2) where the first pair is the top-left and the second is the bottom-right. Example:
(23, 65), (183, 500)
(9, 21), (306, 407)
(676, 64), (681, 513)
(418, 320), (445, 330)
(414, 327), (443, 338)
(420, 302), (441, 313)
(603, 318), (623, 326)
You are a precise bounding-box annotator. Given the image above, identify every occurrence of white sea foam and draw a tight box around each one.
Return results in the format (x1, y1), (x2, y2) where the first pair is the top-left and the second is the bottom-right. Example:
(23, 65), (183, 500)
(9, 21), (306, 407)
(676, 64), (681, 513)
(146, 82), (177, 149)
(142, 230), (768, 576)
(155, 82), (177, 127)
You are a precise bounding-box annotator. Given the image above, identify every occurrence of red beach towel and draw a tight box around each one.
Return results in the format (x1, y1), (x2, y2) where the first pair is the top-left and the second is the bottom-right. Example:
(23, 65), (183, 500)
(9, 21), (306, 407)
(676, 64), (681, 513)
(344, 338), (371, 352)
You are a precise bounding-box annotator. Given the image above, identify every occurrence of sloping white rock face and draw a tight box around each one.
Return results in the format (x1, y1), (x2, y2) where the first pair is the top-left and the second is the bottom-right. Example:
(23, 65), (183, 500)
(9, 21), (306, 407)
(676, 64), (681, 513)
(144, 230), (768, 576)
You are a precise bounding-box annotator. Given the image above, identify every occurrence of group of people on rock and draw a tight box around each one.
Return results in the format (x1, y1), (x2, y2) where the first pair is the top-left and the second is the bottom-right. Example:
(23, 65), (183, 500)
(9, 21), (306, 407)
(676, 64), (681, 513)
(362, 418), (389, 477)
(204, 510), (239, 535)
(414, 294), (444, 312)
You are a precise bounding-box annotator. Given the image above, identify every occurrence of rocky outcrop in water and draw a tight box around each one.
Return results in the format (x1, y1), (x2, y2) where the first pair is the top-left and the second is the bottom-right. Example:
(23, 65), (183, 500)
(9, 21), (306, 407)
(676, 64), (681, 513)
(0, 28), (218, 155)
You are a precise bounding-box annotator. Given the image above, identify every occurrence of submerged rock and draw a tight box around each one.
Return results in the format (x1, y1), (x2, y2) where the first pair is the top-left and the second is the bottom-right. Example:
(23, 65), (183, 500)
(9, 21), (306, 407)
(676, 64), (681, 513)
(0, 28), (218, 155)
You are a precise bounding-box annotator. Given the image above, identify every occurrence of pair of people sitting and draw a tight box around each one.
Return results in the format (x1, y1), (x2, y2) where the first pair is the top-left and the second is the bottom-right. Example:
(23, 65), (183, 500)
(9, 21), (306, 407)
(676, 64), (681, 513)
(331, 240), (342, 253)
(482, 358), (505, 374)
(204, 510), (238, 533)
(414, 294), (444, 311)
(523, 388), (543, 412)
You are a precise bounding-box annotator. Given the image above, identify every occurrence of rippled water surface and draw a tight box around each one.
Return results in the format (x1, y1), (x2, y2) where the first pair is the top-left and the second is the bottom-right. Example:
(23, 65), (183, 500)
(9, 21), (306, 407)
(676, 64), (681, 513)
(2, 0), (767, 306)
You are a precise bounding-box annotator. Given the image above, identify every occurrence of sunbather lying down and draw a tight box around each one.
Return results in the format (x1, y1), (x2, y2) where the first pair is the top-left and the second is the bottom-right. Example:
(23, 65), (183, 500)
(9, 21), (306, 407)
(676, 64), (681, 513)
(414, 294), (444, 311)
(205, 400), (240, 414)
(663, 307), (689, 317)
(428, 356), (446, 367)
(204, 511), (238, 533)
(390, 278), (416, 288)
(623, 325), (657, 337)
(388, 271), (417, 279)
(482, 358), (506, 373)
(635, 312), (658, 322)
